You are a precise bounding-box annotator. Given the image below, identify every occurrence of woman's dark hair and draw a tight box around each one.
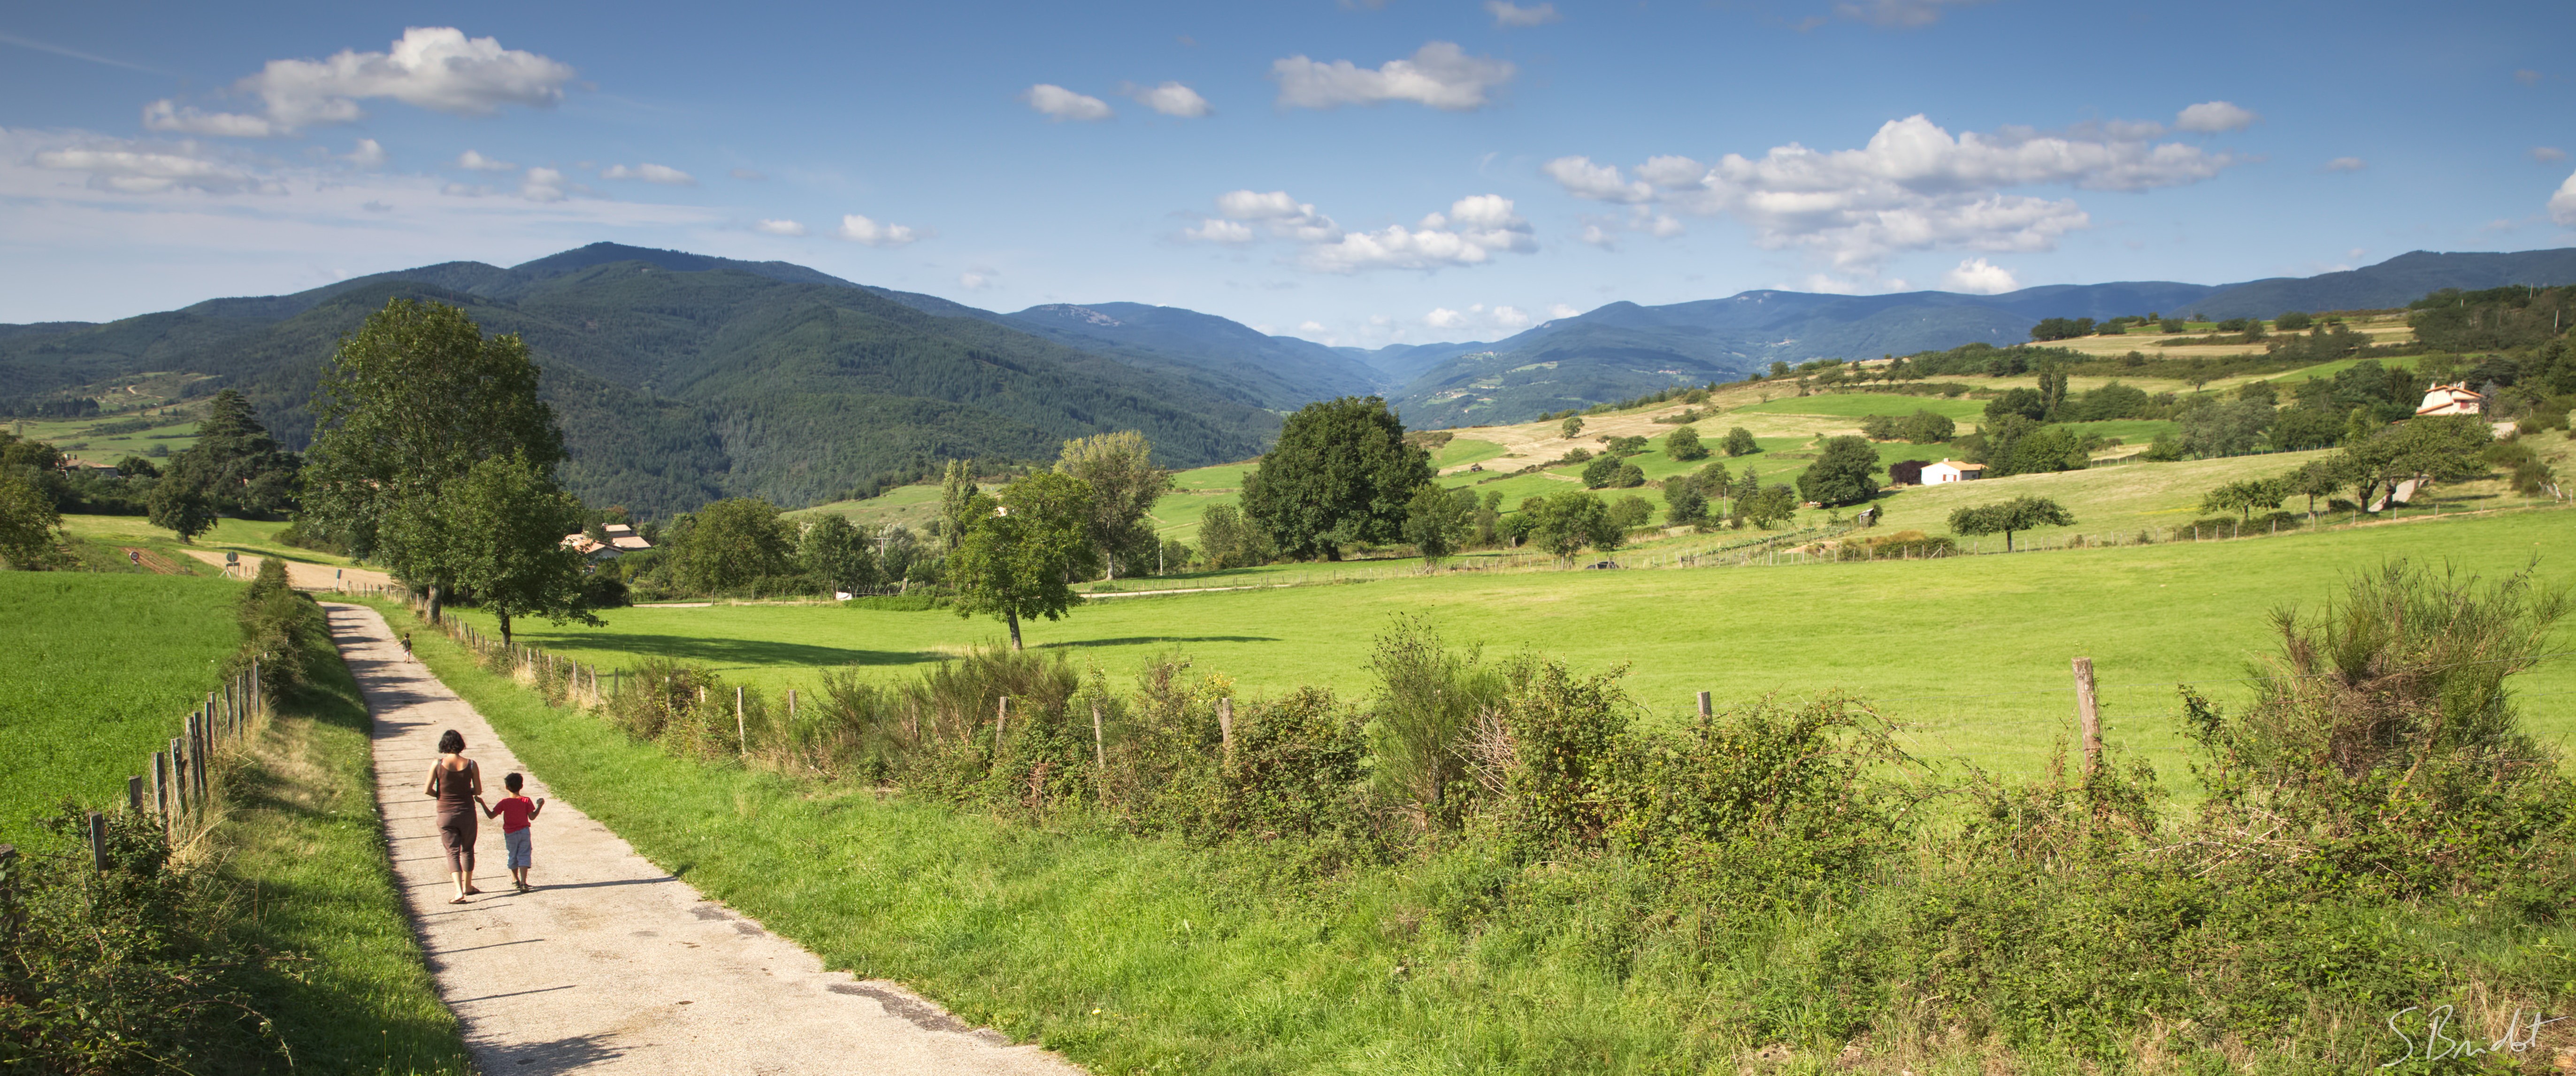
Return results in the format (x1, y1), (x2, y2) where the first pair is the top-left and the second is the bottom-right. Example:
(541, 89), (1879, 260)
(437, 729), (466, 754)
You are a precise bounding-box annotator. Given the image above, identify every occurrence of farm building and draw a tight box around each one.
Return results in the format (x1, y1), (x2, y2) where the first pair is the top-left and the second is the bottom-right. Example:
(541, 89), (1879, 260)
(1921, 459), (1985, 484)
(562, 523), (653, 561)
(2415, 383), (2485, 417)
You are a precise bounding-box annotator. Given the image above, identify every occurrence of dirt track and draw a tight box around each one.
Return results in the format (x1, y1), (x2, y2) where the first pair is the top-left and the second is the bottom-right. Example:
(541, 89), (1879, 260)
(180, 550), (395, 591)
(326, 602), (1082, 1075)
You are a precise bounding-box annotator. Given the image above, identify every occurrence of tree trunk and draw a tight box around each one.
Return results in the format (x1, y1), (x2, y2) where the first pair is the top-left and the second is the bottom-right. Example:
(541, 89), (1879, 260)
(498, 610), (513, 647)
(427, 584), (444, 625)
(1006, 610), (1023, 651)
(2004, 530), (2016, 552)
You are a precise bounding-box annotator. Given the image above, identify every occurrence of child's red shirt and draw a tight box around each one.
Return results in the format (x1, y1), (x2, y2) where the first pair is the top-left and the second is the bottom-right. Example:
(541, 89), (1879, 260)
(495, 795), (536, 832)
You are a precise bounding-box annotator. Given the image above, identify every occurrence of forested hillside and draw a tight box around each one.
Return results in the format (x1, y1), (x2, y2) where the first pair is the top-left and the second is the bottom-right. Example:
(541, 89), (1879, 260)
(0, 251), (1276, 518)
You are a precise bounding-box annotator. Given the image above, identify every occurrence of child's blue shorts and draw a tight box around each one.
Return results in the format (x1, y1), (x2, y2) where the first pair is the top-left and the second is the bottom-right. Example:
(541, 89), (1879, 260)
(505, 828), (532, 869)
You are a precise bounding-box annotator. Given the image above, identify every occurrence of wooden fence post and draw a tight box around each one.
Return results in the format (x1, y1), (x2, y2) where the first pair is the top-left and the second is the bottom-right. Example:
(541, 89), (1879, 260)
(1218, 698), (1234, 767)
(994, 697), (1010, 753)
(127, 776), (143, 814)
(1696, 691), (1712, 720)
(155, 749), (171, 816)
(787, 689), (796, 722)
(88, 811), (107, 872)
(2072, 656), (2102, 779)
(1091, 702), (1105, 769)
(735, 686), (747, 754)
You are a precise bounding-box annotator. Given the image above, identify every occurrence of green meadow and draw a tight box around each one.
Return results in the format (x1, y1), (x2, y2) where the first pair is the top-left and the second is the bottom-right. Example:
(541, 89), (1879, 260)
(0, 573), (241, 844)
(439, 507), (2576, 789)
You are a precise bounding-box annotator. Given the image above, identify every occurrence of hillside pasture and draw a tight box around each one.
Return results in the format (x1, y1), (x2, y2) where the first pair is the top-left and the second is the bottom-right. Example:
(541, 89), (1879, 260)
(0, 573), (241, 843)
(434, 508), (2576, 790)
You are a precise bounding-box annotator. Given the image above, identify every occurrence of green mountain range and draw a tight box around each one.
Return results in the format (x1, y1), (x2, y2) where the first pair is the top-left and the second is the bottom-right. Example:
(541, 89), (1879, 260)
(0, 244), (1279, 519)
(8, 242), (2574, 518)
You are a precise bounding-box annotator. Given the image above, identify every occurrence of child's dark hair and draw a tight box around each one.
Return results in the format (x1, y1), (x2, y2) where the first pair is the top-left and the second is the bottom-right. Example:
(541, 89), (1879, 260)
(437, 729), (465, 754)
(504, 772), (524, 792)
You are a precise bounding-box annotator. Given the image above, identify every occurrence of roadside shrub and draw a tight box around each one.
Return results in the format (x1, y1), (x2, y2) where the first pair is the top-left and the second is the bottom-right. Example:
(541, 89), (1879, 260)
(1365, 617), (1506, 832)
(0, 805), (287, 1071)
(232, 557), (325, 698)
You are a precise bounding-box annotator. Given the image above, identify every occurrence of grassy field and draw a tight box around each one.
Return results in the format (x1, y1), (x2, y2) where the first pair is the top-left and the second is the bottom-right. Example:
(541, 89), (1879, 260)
(1432, 436), (1509, 468)
(437, 507), (2576, 789)
(0, 573), (242, 845)
(1735, 393), (1988, 422)
(59, 512), (357, 569)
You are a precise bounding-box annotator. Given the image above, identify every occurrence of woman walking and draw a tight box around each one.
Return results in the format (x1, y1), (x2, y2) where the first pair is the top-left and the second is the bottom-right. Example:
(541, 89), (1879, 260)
(425, 729), (483, 903)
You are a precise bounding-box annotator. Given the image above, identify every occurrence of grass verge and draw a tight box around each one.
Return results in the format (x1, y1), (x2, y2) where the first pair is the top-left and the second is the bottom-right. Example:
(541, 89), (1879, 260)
(216, 604), (474, 1075)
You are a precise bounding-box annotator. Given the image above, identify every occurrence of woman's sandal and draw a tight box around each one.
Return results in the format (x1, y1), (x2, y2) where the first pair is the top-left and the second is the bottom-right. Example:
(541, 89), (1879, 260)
(447, 895), (468, 904)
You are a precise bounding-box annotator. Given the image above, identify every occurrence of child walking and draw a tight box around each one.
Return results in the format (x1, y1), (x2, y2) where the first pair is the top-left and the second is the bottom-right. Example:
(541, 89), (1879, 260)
(479, 773), (545, 892)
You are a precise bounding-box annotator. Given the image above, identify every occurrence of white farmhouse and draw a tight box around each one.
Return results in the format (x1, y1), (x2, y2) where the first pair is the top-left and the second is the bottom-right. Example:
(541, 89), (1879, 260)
(2415, 383), (2485, 417)
(1921, 459), (1986, 484)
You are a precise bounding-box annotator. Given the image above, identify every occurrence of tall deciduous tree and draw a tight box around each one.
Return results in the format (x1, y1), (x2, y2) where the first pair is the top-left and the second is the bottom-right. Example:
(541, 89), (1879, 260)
(434, 454), (599, 645)
(1241, 397), (1432, 562)
(146, 475), (216, 543)
(1529, 490), (1621, 561)
(1665, 426), (1709, 461)
(799, 514), (881, 595)
(1796, 435), (1881, 507)
(664, 498), (797, 595)
(1948, 496), (2076, 552)
(0, 466), (65, 569)
(951, 471), (1098, 649)
(302, 298), (568, 620)
(1401, 482), (1472, 564)
(1722, 427), (1760, 457)
(1057, 431), (1172, 580)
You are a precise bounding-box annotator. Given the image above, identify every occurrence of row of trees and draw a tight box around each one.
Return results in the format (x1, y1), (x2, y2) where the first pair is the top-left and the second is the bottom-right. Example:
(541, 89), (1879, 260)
(2197, 414), (2538, 523)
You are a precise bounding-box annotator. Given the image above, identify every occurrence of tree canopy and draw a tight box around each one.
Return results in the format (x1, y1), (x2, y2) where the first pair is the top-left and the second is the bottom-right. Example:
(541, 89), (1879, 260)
(664, 497), (798, 594)
(0, 466), (64, 570)
(1795, 435), (1880, 507)
(1056, 431), (1171, 580)
(1527, 490), (1622, 561)
(437, 454), (600, 643)
(1947, 496), (2076, 551)
(1241, 396), (1433, 561)
(950, 470), (1099, 649)
(301, 298), (570, 618)
(1401, 483), (1474, 563)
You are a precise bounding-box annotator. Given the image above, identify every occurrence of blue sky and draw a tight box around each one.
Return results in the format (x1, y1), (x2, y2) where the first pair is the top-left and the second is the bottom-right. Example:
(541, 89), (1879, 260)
(4, 0), (2572, 344)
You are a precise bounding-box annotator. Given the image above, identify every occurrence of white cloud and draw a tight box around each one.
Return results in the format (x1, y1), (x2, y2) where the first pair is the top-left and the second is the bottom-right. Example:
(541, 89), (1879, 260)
(1297, 320), (1327, 334)
(1549, 303), (1580, 319)
(1271, 42), (1514, 112)
(731, 167), (769, 180)
(143, 27), (573, 137)
(601, 162), (697, 185)
(1183, 218), (1257, 244)
(1424, 307), (1468, 328)
(1940, 257), (2018, 294)
(1185, 190), (1535, 273)
(2550, 169), (2576, 226)
(519, 167), (567, 203)
(1023, 84), (1113, 122)
(958, 271), (993, 290)
(2174, 100), (2258, 133)
(31, 139), (278, 195)
(1543, 112), (2241, 270)
(1489, 305), (1532, 329)
(1303, 195), (1536, 272)
(1832, 0), (1991, 27)
(1123, 81), (1211, 117)
(753, 218), (808, 237)
(344, 138), (387, 168)
(142, 100), (277, 137)
(836, 213), (920, 246)
(456, 149), (516, 171)
(1486, 1), (1562, 27)
(2532, 147), (2567, 163)
(2515, 69), (2543, 88)
(2323, 156), (2366, 173)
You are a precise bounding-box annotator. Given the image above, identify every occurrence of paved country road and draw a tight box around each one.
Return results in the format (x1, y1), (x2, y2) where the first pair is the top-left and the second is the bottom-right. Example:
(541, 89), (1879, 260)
(327, 603), (1082, 1076)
